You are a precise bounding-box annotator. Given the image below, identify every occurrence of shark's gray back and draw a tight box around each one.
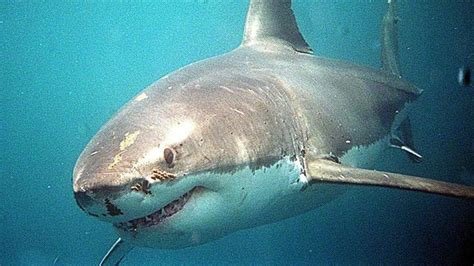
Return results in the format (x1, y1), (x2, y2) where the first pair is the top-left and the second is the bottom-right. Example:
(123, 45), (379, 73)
(163, 46), (421, 160)
(247, 48), (421, 156)
(75, 42), (421, 191)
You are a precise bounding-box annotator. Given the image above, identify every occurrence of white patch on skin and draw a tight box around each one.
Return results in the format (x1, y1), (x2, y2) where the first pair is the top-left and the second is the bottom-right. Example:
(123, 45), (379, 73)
(293, 154), (307, 184)
(234, 137), (249, 161)
(298, 173), (309, 185)
(219, 85), (234, 93)
(73, 167), (85, 192)
(247, 19), (261, 43)
(133, 147), (161, 169)
(165, 120), (195, 145)
(135, 93), (148, 102)
(231, 108), (245, 115)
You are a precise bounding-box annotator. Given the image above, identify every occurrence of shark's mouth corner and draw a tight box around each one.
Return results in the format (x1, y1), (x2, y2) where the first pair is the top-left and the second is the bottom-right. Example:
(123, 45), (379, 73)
(114, 187), (202, 232)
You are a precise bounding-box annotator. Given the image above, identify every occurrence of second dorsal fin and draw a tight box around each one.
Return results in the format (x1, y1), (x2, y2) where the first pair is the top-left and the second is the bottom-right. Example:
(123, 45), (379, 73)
(241, 0), (312, 54)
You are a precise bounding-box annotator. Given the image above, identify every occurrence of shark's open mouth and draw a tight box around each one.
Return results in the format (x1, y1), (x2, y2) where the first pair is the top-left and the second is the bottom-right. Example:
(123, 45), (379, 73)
(114, 187), (200, 232)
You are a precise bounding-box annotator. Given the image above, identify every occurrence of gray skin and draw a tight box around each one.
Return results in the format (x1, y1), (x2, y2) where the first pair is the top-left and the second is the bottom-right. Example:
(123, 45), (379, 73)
(74, 1), (473, 263)
(73, 44), (420, 250)
(73, 44), (419, 212)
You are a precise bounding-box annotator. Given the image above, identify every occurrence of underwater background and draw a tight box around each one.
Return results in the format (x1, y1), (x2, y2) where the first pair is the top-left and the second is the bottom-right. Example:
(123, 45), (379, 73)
(1, 0), (473, 264)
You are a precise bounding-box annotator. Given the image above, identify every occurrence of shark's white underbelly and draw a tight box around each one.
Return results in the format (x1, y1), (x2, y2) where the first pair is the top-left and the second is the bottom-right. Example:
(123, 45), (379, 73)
(123, 157), (342, 248)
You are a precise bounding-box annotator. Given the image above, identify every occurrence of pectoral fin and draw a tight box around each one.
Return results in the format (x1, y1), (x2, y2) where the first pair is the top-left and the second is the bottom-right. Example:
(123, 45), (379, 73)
(305, 158), (474, 199)
(100, 238), (133, 266)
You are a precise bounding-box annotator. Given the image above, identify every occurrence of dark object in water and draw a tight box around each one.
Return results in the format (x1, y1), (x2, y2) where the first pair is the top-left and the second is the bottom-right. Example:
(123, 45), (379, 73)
(458, 66), (471, 87)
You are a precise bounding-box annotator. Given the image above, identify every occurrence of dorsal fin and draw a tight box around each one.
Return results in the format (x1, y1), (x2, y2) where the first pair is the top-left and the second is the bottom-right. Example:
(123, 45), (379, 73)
(241, 0), (312, 54)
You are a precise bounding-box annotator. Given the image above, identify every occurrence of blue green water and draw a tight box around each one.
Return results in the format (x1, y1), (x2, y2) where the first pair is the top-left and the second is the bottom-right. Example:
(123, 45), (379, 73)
(1, 1), (473, 264)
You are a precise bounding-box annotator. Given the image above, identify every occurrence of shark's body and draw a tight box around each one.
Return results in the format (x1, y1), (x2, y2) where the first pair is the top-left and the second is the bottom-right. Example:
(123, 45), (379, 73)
(72, 0), (474, 264)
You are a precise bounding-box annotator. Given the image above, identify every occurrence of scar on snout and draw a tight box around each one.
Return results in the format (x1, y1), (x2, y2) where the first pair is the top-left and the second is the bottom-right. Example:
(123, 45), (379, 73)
(108, 130), (140, 170)
(120, 131), (140, 151)
(108, 151), (124, 170)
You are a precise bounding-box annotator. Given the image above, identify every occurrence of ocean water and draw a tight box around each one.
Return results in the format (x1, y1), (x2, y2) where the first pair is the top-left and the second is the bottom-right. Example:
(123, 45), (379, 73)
(1, 0), (473, 265)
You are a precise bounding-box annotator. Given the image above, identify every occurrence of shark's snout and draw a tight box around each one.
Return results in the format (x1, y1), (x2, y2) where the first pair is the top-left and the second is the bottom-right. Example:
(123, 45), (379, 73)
(74, 190), (94, 211)
(74, 169), (206, 237)
(73, 162), (203, 228)
(73, 178), (128, 219)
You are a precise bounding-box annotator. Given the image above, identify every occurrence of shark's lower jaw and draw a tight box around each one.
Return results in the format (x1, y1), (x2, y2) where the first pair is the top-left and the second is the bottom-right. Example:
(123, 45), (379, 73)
(114, 187), (201, 232)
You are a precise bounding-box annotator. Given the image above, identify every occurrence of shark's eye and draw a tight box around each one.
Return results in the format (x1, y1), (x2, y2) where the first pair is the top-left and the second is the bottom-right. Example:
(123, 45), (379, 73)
(163, 148), (175, 167)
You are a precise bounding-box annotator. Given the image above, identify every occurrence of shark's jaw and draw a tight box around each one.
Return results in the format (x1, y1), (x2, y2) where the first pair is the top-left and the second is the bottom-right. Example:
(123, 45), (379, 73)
(114, 187), (202, 232)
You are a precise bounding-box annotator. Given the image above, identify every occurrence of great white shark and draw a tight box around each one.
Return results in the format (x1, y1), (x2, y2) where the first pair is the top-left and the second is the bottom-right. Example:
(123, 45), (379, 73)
(73, 0), (474, 264)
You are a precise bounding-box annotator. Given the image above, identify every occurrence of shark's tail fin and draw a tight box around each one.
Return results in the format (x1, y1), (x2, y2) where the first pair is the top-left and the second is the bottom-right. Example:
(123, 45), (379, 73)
(381, 0), (401, 76)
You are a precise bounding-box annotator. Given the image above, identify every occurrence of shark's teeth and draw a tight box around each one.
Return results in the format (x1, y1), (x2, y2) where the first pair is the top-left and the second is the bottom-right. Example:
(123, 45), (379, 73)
(114, 188), (196, 231)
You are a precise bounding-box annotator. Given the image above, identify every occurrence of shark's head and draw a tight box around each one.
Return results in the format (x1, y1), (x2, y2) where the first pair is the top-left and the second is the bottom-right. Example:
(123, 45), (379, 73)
(73, 61), (310, 248)
(73, 81), (224, 248)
